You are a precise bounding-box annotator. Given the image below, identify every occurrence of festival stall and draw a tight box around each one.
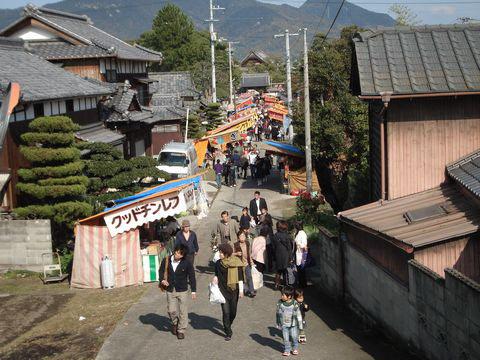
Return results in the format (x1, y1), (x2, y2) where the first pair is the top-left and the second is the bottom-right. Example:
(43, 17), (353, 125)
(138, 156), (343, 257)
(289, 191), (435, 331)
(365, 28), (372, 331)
(71, 174), (207, 289)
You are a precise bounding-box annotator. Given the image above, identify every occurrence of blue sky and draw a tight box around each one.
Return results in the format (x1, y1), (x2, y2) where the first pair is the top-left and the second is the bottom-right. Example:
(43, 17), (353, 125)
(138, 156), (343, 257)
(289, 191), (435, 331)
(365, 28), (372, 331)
(2, 0), (480, 25)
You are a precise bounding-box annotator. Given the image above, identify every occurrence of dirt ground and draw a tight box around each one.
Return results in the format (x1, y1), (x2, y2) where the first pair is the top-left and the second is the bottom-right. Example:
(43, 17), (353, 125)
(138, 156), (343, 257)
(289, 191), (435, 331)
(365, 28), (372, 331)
(0, 271), (148, 360)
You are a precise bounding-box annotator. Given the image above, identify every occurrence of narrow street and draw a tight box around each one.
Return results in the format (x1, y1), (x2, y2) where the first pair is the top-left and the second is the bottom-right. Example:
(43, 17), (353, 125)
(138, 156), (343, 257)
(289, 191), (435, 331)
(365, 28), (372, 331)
(96, 172), (414, 360)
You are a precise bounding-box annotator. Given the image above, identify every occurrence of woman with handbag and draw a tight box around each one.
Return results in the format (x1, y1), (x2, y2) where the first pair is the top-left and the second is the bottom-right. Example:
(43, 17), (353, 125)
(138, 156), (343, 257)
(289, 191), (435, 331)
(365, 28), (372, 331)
(294, 221), (308, 288)
(212, 243), (246, 341)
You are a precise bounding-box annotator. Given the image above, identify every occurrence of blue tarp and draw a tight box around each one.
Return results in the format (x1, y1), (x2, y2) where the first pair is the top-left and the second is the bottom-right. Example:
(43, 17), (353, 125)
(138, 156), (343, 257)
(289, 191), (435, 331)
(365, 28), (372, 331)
(264, 141), (304, 156)
(104, 174), (203, 212)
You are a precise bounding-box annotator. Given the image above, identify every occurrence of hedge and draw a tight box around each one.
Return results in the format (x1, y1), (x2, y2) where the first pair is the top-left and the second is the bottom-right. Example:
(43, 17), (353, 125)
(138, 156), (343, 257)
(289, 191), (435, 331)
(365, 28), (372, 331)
(16, 183), (87, 199)
(77, 142), (123, 160)
(21, 132), (75, 147)
(38, 175), (89, 187)
(14, 205), (56, 219)
(18, 161), (84, 181)
(105, 168), (167, 189)
(28, 116), (80, 133)
(129, 156), (158, 169)
(20, 146), (80, 165)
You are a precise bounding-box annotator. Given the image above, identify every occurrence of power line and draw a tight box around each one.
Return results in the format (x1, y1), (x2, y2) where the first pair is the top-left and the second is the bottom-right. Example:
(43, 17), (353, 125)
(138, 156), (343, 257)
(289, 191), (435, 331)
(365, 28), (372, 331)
(319, 0), (347, 48)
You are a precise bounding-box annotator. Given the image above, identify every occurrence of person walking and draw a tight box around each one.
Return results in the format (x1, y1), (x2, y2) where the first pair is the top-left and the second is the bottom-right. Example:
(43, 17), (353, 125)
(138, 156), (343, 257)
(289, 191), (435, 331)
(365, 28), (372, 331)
(216, 211), (239, 244)
(239, 207), (252, 231)
(251, 226), (268, 273)
(174, 219), (199, 266)
(159, 244), (196, 340)
(234, 231), (256, 297)
(223, 160), (231, 187)
(272, 220), (293, 289)
(294, 221), (308, 288)
(248, 150), (258, 180)
(276, 286), (303, 356)
(229, 159), (237, 187)
(233, 150), (241, 179)
(213, 243), (246, 341)
(249, 191), (268, 224)
(240, 155), (249, 179)
(213, 159), (223, 188)
(258, 207), (274, 271)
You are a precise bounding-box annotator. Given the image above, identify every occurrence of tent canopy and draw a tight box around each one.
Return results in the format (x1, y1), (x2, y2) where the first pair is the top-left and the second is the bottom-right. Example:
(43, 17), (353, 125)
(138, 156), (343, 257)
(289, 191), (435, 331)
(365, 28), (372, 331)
(260, 141), (304, 158)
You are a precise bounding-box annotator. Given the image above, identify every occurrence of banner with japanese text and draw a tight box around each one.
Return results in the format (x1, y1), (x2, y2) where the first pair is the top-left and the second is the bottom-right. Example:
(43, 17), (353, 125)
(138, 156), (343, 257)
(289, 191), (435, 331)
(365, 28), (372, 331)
(104, 184), (195, 237)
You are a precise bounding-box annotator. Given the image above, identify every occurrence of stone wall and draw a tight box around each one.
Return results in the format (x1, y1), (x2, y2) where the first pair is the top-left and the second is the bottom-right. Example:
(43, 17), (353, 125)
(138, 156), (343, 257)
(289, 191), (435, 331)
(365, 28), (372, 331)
(307, 227), (343, 300)
(0, 220), (52, 272)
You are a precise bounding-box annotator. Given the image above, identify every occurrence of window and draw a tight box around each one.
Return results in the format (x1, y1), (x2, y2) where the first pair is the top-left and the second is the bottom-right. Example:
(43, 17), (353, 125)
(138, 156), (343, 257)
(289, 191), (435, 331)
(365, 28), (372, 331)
(105, 69), (117, 83)
(66, 99), (74, 113)
(159, 152), (187, 166)
(33, 103), (44, 118)
(404, 204), (448, 224)
(154, 124), (179, 133)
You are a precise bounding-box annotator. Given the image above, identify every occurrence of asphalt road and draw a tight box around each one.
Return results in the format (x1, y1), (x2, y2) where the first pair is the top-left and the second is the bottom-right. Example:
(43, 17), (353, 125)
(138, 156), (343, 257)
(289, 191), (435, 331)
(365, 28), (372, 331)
(96, 173), (415, 360)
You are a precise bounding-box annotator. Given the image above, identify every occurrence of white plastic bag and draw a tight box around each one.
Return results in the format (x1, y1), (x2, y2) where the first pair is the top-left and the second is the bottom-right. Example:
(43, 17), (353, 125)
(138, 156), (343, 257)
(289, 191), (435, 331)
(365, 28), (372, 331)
(209, 282), (226, 304)
(212, 250), (221, 263)
(252, 265), (263, 290)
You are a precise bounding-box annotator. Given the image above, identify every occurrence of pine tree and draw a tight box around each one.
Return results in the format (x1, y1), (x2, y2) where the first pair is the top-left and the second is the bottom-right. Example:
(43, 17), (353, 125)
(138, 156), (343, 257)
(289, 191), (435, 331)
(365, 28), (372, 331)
(15, 116), (92, 246)
(187, 113), (203, 139)
(205, 102), (225, 131)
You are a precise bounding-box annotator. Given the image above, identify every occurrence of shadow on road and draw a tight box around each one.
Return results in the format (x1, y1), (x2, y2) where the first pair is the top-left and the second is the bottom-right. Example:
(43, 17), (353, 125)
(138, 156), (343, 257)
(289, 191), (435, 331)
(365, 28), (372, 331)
(189, 313), (225, 337)
(303, 287), (419, 360)
(196, 265), (215, 275)
(249, 333), (283, 352)
(138, 313), (170, 332)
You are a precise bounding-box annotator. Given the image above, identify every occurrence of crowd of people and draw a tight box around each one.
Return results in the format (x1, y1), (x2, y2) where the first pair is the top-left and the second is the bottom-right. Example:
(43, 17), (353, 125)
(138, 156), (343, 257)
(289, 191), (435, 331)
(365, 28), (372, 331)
(212, 143), (273, 188)
(158, 190), (311, 356)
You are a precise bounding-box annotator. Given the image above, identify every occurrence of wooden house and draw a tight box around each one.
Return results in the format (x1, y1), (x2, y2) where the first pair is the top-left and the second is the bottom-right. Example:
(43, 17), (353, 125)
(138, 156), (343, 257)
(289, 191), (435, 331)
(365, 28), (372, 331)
(148, 72), (202, 153)
(0, 5), (162, 106)
(240, 73), (271, 92)
(340, 24), (480, 286)
(350, 25), (480, 201)
(0, 37), (116, 209)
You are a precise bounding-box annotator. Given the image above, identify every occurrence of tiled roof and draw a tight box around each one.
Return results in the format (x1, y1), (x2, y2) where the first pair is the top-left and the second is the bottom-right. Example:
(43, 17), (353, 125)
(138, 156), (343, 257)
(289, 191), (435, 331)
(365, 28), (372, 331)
(149, 72), (200, 98)
(1, 5), (162, 62)
(339, 185), (480, 248)
(241, 73), (271, 88)
(75, 122), (125, 145)
(240, 50), (269, 65)
(0, 37), (112, 102)
(151, 106), (186, 121)
(447, 149), (480, 199)
(353, 24), (480, 96)
(28, 43), (115, 60)
(151, 94), (182, 107)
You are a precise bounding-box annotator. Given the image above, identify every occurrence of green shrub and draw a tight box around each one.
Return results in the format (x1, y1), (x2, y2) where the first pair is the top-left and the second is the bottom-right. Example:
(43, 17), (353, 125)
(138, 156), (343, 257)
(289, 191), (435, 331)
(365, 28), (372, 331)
(29, 116), (79, 133)
(85, 159), (132, 177)
(18, 161), (84, 181)
(17, 183), (87, 199)
(21, 132), (75, 147)
(129, 156), (158, 169)
(88, 177), (103, 192)
(20, 146), (80, 165)
(60, 249), (74, 274)
(38, 176), (89, 187)
(77, 142), (123, 160)
(53, 202), (93, 227)
(14, 205), (55, 219)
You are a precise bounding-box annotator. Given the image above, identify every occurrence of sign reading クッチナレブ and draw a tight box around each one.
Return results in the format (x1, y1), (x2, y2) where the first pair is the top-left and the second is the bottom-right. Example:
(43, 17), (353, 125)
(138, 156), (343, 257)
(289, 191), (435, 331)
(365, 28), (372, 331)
(104, 185), (195, 237)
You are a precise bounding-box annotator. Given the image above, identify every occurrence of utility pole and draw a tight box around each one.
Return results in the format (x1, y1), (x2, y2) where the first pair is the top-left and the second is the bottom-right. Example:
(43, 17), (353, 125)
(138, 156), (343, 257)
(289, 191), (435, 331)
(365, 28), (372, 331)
(184, 107), (190, 143)
(301, 28), (312, 193)
(206, 0), (224, 104)
(274, 29), (298, 142)
(228, 41), (239, 106)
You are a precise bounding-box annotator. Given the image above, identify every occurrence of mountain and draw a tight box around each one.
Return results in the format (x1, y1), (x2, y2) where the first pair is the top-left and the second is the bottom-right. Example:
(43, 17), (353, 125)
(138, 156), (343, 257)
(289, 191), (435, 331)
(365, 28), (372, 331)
(0, 0), (395, 57)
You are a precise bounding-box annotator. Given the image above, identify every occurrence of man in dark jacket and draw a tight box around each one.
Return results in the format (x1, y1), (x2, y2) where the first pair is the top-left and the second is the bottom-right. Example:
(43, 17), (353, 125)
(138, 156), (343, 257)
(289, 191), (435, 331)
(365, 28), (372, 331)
(174, 219), (199, 266)
(159, 244), (196, 339)
(249, 191), (268, 224)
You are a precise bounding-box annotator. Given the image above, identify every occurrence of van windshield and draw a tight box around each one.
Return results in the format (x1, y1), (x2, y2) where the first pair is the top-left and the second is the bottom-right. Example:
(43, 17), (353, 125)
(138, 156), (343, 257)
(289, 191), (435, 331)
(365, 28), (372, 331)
(159, 152), (187, 166)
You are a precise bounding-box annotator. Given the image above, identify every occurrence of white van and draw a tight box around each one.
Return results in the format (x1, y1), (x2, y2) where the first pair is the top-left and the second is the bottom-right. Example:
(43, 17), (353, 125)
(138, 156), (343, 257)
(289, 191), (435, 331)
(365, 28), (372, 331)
(156, 142), (199, 180)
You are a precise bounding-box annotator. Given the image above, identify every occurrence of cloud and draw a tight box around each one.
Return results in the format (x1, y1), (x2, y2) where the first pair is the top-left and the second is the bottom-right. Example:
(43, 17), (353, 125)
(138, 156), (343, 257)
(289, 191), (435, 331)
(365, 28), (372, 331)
(430, 5), (457, 16)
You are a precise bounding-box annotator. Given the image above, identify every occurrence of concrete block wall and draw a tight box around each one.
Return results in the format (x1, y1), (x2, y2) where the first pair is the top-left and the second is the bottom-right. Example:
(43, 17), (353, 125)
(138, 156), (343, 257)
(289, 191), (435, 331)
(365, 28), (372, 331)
(0, 220), (52, 272)
(344, 244), (418, 345)
(307, 227), (343, 300)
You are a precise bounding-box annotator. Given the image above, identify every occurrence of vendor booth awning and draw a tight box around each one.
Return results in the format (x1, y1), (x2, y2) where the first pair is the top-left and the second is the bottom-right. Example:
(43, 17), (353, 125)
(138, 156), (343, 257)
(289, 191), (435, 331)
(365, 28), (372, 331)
(79, 174), (203, 237)
(208, 112), (257, 136)
(260, 141), (304, 158)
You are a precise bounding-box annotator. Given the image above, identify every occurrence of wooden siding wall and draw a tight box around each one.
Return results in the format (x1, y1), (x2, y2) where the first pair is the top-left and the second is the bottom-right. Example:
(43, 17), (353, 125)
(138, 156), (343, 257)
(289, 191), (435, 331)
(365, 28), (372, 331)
(151, 122), (182, 155)
(344, 225), (413, 284)
(415, 235), (480, 282)
(386, 96), (480, 199)
(62, 59), (103, 81)
(99, 59), (147, 74)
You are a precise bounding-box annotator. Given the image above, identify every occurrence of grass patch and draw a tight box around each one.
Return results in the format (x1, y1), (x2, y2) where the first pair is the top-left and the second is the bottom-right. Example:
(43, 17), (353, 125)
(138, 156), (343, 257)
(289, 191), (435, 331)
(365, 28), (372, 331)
(0, 270), (39, 280)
